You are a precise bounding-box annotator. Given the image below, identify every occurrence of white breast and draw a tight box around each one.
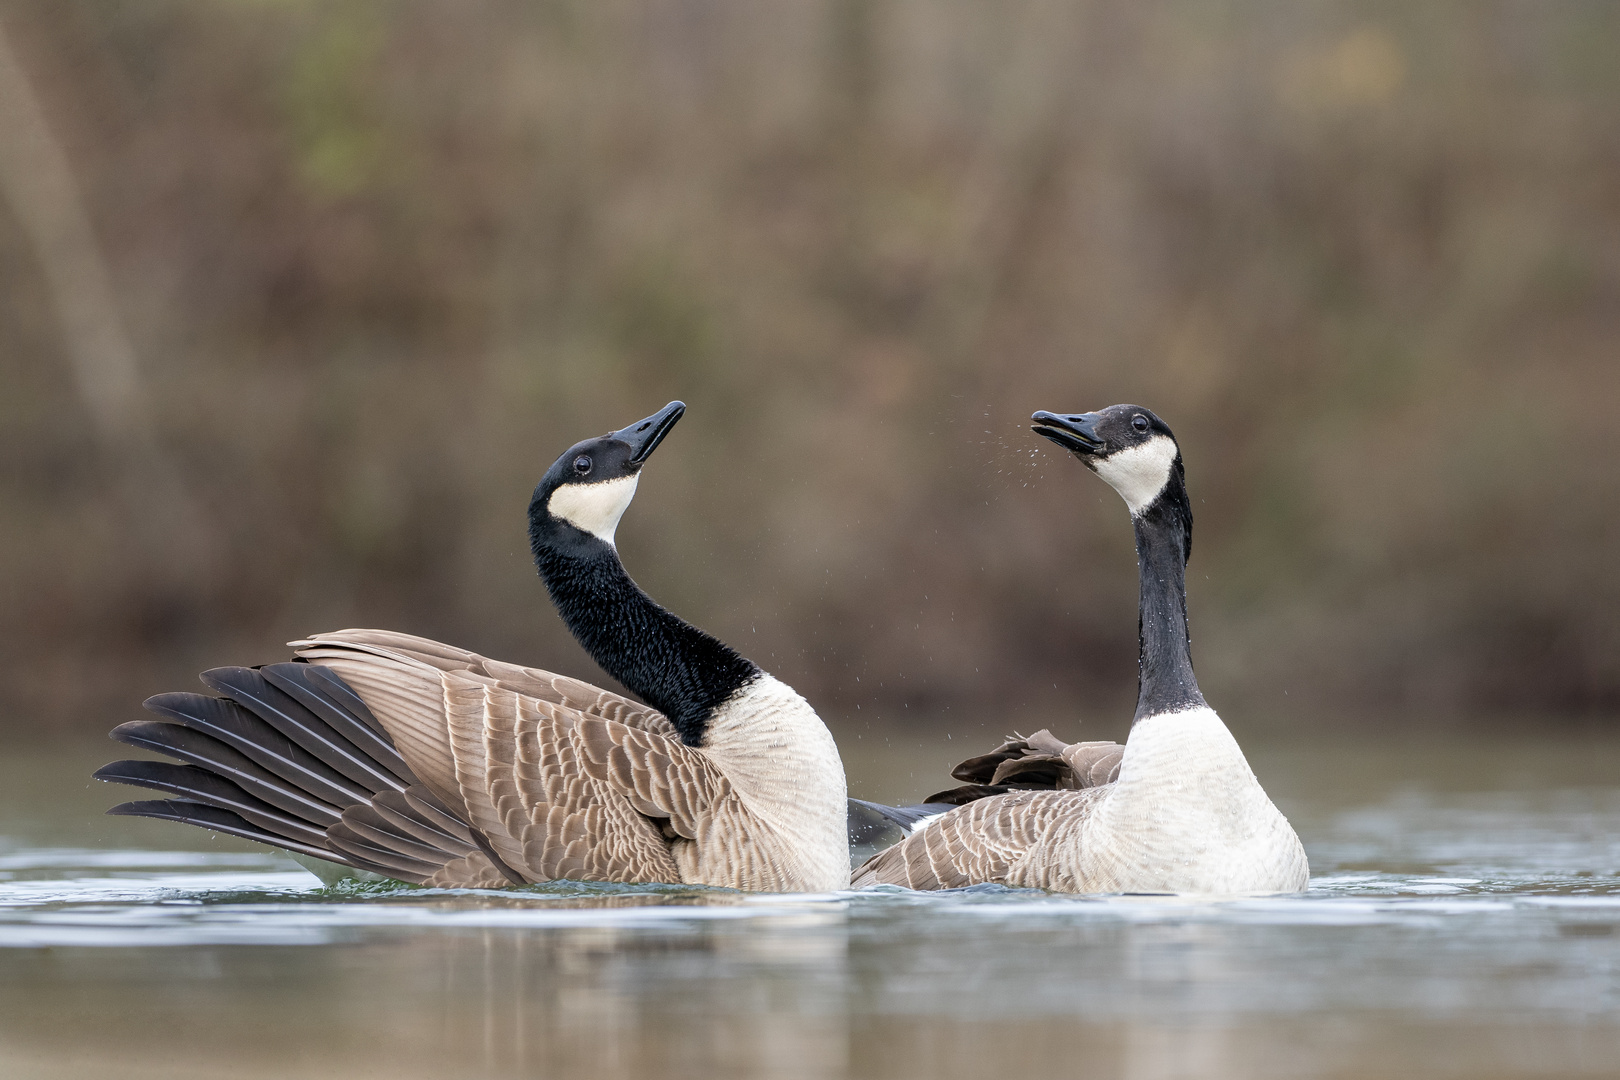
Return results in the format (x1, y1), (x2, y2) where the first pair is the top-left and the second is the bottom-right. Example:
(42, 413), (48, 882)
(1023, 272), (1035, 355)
(698, 675), (851, 890)
(1072, 706), (1309, 894)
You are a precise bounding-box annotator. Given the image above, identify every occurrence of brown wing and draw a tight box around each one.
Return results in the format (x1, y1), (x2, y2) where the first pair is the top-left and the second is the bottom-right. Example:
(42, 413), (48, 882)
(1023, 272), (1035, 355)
(296, 632), (684, 884)
(102, 629), (691, 888)
(573, 717), (733, 838)
(444, 671), (682, 883)
(1061, 741), (1124, 787)
(850, 789), (1096, 890)
(294, 629), (677, 738)
(98, 663), (519, 888)
(926, 729), (1124, 803)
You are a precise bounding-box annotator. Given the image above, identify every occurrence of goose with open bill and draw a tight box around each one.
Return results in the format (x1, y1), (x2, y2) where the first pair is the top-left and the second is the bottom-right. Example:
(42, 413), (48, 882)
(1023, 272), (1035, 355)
(852, 404), (1309, 895)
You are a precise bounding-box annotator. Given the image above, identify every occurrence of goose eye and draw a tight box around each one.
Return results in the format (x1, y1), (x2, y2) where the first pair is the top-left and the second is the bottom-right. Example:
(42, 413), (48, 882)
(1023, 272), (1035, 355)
(573, 455), (592, 476)
(1131, 415), (1150, 433)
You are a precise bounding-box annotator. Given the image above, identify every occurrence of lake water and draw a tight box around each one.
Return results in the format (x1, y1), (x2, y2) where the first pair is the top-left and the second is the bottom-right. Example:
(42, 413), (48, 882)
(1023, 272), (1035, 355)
(2, 734), (1619, 1079)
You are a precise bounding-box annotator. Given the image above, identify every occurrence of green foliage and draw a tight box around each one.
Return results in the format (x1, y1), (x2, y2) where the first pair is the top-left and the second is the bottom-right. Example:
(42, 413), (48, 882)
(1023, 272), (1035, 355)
(282, 4), (387, 198)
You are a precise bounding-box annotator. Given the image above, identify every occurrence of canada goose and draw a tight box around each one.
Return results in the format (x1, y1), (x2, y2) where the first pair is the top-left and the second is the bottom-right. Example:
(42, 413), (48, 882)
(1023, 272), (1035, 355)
(96, 402), (855, 892)
(852, 404), (1309, 894)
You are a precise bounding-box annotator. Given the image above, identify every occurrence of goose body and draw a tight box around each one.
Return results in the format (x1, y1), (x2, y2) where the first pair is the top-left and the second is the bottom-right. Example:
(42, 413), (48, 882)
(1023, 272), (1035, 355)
(98, 403), (851, 892)
(853, 405), (1308, 894)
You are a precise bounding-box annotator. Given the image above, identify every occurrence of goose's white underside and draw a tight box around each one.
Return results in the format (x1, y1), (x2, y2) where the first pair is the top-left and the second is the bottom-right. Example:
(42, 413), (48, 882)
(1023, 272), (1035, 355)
(1091, 434), (1178, 515)
(1023, 707), (1308, 894)
(548, 474), (640, 544)
(690, 675), (851, 891)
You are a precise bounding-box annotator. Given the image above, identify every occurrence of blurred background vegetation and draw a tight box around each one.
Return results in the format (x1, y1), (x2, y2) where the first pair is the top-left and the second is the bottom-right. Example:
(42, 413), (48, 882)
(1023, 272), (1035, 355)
(1, 0), (1616, 746)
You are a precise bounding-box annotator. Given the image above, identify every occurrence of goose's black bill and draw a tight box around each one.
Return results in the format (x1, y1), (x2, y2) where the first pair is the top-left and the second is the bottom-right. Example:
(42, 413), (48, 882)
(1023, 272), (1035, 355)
(613, 401), (686, 465)
(1031, 410), (1104, 455)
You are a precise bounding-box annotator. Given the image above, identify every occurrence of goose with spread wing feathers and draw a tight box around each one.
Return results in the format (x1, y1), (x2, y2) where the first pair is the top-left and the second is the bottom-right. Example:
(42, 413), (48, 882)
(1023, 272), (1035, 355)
(97, 402), (855, 892)
(852, 405), (1308, 894)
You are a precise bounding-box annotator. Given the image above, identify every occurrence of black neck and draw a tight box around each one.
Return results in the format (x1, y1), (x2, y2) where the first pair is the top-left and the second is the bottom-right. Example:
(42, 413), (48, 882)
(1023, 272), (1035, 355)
(528, 510), (759, 747)
(1131, 469), (1205, 722)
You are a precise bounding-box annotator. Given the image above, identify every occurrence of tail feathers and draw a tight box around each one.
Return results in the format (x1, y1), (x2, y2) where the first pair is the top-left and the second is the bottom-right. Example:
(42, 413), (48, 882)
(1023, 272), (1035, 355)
(99, 662), (493, 887)
(849, 799), (956, 833)
(106, 799), (337, 863)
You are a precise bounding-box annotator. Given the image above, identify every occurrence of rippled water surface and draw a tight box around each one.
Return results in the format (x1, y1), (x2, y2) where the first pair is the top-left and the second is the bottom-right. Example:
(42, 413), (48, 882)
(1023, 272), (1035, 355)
(3, 736), (1619, 1079)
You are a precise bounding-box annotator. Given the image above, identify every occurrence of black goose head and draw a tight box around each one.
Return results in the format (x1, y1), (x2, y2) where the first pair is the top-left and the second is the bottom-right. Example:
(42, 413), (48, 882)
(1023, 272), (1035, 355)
(1032, 403), (1192, 558)
(528, 401), (685, 556)
(1032, 404), (1184, 513)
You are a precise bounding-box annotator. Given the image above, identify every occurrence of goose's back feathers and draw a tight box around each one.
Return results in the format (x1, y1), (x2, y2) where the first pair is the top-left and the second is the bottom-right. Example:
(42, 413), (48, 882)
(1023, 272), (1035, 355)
(1061, 741), (1127, 788)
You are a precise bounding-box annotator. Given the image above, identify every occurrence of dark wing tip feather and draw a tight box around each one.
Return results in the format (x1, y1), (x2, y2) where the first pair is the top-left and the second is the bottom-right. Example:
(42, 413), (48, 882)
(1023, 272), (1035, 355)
(108, 718), (345, 827)
(950, 752), (1014, 784)
(104, 799), (337, 862)
(139, 685), (373, 808)
(301, 662), (389, 737)
(107, 650), (489, 888)
(94, 759), (332, 847)
(950, 732), (1079, 790)
(258, 662), (416, 785)
(199, 666), (407, 793)
(921, 783), (1012, 806)
(989, 755), (1070, 787)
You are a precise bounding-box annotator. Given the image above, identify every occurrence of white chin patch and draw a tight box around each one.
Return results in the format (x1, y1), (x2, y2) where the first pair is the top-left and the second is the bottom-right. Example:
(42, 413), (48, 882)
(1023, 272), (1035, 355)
(547, 473), (640, 544)
(1092, 434), (1178, 515)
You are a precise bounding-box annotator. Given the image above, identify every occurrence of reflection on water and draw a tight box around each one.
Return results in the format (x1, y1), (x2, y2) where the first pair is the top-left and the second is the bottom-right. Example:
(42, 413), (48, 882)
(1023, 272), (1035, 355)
(1, 737), (1618, 1079)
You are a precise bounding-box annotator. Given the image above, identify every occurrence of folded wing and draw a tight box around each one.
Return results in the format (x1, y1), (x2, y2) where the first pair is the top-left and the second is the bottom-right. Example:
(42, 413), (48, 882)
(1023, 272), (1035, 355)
(922, 729), (1125, 805)
(850, 788), (1098, 890)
